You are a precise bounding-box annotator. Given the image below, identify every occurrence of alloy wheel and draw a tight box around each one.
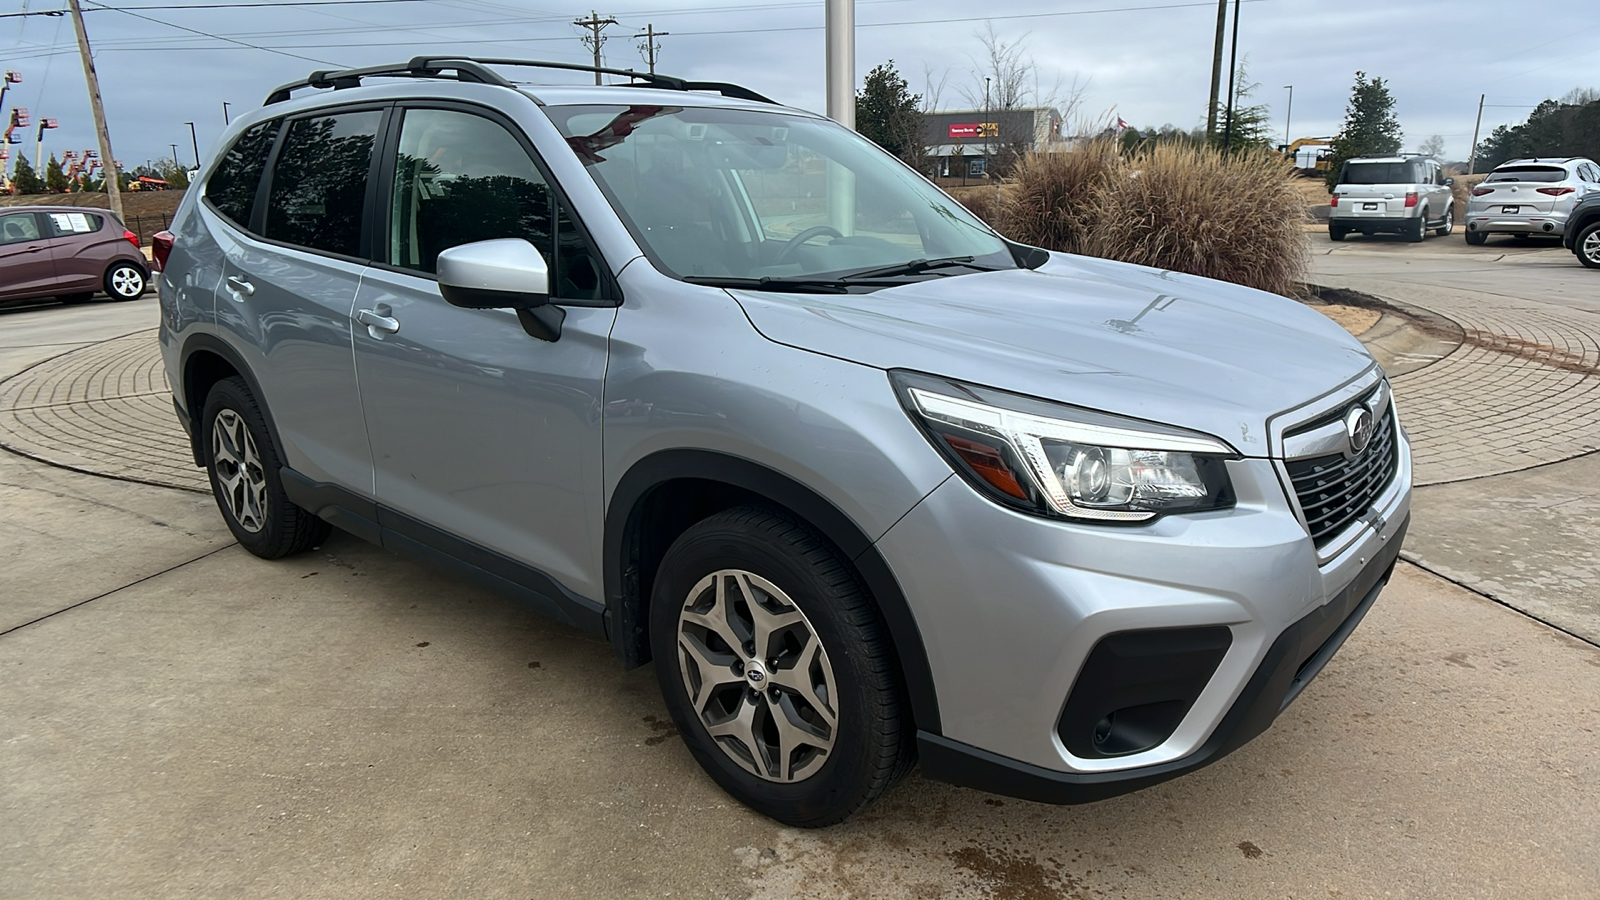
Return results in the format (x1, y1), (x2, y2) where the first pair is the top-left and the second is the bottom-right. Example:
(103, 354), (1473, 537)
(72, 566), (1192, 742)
(1583, 230), (1600, 266)
(676, 569), (838, 783)
(211, 409), (268, 533)
(110, 266), (144, 299)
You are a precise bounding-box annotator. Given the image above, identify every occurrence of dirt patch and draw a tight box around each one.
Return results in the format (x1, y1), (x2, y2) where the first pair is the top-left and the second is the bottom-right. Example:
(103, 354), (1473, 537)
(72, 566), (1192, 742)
(1462, 329), (1600, 376)
(0, 189), (186, 244)
(1314, 304), (1381, 336)
(948, 845), (1088, 900)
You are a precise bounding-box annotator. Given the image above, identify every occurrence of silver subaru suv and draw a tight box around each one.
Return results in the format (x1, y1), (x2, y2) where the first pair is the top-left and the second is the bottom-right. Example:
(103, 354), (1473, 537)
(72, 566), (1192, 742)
(157, 57), (1411, 826)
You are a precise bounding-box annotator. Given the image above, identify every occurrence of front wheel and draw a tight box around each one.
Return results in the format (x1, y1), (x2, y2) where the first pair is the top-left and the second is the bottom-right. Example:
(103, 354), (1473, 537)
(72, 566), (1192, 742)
(201, 377), (330, 558)
(104, 261), (147, 300)
(1465, 229), (1487, 246)
(650, 506), (911, 827)
(1575, 222), (1600, 269)
(1436, 206), (1454, 237)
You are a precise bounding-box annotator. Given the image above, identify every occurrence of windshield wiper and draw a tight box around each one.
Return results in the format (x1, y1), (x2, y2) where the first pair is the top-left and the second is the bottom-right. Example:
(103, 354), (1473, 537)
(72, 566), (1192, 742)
(684, 275), (881, 294)
(840, 256), (1003, 280)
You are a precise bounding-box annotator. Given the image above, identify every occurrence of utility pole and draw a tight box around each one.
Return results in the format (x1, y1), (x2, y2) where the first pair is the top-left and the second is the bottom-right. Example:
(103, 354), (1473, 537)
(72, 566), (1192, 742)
(1468, 93), (1485, 175)
(1282, 84), (1293, 150)
(635, 24), (667, 75)
(1220, 0), (1241, 155)
(1205, 0), (1227, 139)
(574, 11), (617, 85)
(186, 121), (199, 168)
(67, 0), (122, 217)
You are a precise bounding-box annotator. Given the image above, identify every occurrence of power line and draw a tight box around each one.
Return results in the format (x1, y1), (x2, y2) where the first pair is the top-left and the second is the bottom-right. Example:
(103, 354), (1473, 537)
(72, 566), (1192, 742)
(572, 10), (616, 85)
(635, 22), (665, 75)
(95, 0), (431, 7)
(82, 0), (349, 65)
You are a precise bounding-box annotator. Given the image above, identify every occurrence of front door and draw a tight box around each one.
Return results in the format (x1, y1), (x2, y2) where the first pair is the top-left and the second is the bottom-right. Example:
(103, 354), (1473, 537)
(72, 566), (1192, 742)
(351, 105), (615, 603)
(0, 212), (57, 300)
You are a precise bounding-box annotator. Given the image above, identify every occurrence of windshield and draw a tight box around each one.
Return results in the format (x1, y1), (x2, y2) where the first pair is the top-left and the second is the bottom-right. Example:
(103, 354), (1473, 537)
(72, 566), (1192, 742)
(546, 104), (1015, 283)
(1340, 162), (1420, 184)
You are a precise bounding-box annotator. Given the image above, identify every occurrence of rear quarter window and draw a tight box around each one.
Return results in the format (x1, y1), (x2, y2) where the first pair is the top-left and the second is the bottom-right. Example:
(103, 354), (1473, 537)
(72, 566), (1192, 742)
(44, 211), (106, 236)
(205, 119), (280, 230)
(1340, 162), (1421, 184)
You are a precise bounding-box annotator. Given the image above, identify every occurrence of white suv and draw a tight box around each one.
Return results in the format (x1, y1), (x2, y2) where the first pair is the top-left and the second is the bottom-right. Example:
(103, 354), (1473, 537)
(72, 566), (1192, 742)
(1465, 157), (1600, 245)
(1329, 156), (1454, 243)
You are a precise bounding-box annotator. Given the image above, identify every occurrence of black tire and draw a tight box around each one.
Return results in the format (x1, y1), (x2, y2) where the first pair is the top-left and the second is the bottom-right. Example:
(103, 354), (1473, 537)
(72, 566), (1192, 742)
(1465, 229), (1487, 246)
(1328, 224), (1347, 242)
(650, 506), (910, 827)
(1575, 222), (1600, 270)
(104, 261), (147, 300)
(1435, 205), (1454, 237)
(200, 377), (330, 558)
(1407, 211), (1427, 242)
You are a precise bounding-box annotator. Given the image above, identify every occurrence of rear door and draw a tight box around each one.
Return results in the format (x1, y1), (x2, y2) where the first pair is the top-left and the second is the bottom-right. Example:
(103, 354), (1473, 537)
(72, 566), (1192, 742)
(0, 212), (56, 300)
(1477, 165), (1569, 216)
(214, 104), (384, 495)
(40, 209), (115, 293)
(350, 103), (616, 604)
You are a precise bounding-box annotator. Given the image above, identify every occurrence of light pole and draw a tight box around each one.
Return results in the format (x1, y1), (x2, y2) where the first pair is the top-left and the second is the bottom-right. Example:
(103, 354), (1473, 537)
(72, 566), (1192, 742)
(185, 121), (199, 168)
(1220, 0), (1241, 154)
(222, 101), (231, 125)
(984, 76), (991, 178)
(1282, 85), (1293, 153)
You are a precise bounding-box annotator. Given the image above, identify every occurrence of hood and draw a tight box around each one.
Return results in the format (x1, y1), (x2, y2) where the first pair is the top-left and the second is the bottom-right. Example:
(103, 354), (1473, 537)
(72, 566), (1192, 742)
(730, 253), (1376, 457)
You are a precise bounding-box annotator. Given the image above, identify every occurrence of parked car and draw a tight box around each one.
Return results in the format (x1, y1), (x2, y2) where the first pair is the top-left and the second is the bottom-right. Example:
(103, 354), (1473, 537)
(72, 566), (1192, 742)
(1563, 193), (1600, 268)
(0, 206), (149, 305)
(1329, 155), (1454, 242)
(158, 57), (1412, 826)
(1465, 157), (1600, 245)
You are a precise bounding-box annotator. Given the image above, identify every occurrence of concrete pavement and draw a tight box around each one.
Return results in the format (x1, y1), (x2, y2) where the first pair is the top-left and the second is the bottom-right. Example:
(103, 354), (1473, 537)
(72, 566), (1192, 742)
(3, 269), (1599, 897)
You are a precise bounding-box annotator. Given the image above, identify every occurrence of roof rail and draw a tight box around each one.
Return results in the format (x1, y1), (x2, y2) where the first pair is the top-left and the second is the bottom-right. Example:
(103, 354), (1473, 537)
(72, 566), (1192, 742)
(264, 55), (775, 106)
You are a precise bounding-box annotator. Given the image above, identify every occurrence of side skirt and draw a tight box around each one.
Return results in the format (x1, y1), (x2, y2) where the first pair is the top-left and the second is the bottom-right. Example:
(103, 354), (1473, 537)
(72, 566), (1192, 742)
(280, 467), (607, 637)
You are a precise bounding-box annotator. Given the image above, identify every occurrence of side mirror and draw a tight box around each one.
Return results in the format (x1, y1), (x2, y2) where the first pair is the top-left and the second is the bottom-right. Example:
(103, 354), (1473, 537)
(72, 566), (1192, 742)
(437, 238), (564, 341)
(1444, 177), (1455, 186)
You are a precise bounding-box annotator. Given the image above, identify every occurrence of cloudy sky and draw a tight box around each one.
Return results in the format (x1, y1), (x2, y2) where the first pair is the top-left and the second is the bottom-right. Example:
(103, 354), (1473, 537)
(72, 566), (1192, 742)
(1, 0), (1594, 172)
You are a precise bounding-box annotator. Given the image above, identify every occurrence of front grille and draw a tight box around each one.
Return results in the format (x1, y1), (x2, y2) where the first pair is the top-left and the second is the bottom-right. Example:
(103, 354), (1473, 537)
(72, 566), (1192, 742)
(1284, 407), (1398, 547)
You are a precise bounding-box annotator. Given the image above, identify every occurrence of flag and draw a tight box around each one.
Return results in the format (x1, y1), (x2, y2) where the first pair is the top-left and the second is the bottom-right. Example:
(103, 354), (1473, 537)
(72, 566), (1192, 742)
(1116, 117), (1129, 131)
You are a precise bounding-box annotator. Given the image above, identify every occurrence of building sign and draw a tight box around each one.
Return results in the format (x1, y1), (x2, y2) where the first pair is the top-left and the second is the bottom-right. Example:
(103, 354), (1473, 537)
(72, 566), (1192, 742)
(948, 122), (998, 139)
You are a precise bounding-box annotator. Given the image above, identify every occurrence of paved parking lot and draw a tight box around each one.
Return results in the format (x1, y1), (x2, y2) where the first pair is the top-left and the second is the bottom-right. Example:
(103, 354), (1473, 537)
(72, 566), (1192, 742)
(3, 247), (1599, 897)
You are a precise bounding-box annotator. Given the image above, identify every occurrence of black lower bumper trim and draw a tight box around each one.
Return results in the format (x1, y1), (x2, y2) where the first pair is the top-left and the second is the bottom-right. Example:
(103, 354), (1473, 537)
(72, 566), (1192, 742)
(919, 514), (1408, 805)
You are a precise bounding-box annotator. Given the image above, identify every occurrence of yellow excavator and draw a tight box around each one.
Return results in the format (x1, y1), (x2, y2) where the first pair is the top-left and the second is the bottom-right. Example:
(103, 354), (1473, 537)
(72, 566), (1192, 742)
(1279, 137), (1334, 175)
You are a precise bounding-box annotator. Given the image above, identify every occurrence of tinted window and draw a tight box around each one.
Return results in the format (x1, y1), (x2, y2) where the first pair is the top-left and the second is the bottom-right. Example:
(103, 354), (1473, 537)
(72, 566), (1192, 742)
(1341, 162), (1420, 184)
(388, 108), (555, 276)
(1486, 166), (1568, 183)
(266, 110), (381, 256)
(0, 213), (41, 245)
(206, 119), (279, 229)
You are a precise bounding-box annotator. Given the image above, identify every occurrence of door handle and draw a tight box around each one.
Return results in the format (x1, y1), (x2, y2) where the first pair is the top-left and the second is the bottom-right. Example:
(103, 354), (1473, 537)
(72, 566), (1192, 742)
(225, 275), (255, 298)
(356, 306), (400, 338)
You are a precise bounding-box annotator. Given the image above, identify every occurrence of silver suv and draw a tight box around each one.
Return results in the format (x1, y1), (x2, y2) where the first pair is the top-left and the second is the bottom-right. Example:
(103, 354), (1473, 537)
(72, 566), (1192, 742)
(157, 57), (1411, 826)
(1329, 155), (1454, 242)
(1465, 157), (1600, 245)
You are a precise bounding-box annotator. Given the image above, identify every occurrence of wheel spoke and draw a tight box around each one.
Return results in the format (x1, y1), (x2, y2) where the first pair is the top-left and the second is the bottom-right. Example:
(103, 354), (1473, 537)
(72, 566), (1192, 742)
(738, 571), (805, 661)
(767, 692), (830, 780)
(704, 693), (766, 778)
(681, 574), (748, 659)
(769, 635), (838, 733)
(678, 632), (743, 712)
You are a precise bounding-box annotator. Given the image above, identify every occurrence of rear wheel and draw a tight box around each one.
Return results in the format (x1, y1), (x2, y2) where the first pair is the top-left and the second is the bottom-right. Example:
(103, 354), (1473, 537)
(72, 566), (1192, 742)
(201, 377), (330, 558)
(650, 506), (910, 827)
(1407, 212), (1427, 243)
(1465, 229), (1487, 246)
(1436, 205), (1454, 237)
(1328, 224), (1348, 242)
(104, 261), (146, 300)
(1575, 222), (1600, 269)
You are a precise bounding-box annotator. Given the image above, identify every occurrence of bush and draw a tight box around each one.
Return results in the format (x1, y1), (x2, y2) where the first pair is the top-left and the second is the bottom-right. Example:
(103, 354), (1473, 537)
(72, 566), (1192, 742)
(963, 142), (1309, 297)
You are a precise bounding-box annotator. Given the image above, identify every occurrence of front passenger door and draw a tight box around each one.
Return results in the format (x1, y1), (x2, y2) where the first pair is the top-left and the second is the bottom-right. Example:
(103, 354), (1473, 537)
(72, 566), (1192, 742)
(351, 105), (616, 604)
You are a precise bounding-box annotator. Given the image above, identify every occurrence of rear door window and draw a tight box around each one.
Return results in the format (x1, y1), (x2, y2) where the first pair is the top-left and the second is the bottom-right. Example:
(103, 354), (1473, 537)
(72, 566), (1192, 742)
(1341, 162), (1420, 184)
(44, 211), (105, 237)
(205, 119), (279, 230)
(265, 109), (382, 257)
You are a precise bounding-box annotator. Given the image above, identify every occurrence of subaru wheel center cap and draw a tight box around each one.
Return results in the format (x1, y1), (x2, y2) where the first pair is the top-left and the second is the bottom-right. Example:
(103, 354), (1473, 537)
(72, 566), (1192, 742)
(745, 659), (768, 687)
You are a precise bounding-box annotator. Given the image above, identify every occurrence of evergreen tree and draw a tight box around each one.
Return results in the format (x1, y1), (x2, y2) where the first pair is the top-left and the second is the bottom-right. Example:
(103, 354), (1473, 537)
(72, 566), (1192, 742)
(11, 155), (44, 194)
(1217, 59), (1274, 151)
(45, 154), (69, 193)
(856, 60), (924, 167)
(1325, 71), (1403, 188)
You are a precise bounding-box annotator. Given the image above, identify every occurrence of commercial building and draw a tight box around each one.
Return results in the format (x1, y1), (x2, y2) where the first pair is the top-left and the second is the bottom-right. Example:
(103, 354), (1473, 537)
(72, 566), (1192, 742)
(922, 107), (1066, 178)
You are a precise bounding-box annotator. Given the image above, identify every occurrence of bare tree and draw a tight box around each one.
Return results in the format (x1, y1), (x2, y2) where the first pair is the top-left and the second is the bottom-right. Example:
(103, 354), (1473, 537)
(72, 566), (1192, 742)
(1416, 134), (1446, 159)
(1561, 86), (1599, 106)
(955, 23), (1086, 174)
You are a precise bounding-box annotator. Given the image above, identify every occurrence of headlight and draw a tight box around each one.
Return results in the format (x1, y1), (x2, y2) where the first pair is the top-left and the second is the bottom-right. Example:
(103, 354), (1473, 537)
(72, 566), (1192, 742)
(892, 371), (1238, 522)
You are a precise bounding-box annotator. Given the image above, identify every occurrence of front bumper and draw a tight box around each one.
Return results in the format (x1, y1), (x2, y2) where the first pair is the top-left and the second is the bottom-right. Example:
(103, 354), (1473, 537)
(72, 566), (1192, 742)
(876, 425), (1411, 801)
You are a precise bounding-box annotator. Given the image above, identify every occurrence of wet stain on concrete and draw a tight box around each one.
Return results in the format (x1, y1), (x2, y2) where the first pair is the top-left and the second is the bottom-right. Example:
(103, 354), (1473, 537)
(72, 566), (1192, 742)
(527, 661), (542, 669)
(642, 714), (678, 746)
(415, 642), (429, 648)
(1238, 841), (1264, 859)
(948, 845), (1086, 900)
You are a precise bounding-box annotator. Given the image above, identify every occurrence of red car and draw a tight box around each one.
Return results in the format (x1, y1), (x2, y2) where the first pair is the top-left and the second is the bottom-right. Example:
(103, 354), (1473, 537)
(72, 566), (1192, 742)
(0, 206), (149, 305)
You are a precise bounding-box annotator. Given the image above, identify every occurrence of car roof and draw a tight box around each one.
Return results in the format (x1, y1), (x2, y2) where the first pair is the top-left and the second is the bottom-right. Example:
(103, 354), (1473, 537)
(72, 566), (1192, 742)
(1, 206), (108, 215)
(1495, 158), (1588, 167)
(1345, 156), (1430, 164)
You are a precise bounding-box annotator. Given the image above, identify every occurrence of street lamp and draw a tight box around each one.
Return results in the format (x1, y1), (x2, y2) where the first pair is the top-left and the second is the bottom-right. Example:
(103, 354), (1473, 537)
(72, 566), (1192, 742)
(1282, 85), (1293, 154)
(169, 143), (179, 167)
(222, 101), (231, 125)
(185, 121), (199, 168)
